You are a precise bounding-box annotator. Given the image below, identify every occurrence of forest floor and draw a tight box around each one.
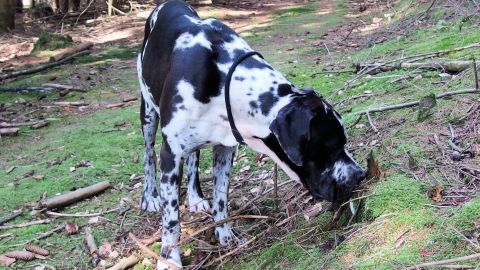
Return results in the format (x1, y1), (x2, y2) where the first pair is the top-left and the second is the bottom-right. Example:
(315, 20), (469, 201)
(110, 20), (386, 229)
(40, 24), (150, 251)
(0, 0), (479, 269)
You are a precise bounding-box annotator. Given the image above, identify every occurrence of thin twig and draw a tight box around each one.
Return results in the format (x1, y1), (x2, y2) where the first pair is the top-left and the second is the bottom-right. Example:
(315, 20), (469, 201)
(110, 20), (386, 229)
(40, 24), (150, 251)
(354, 88), (479, 115)
(44, 207), (123, 218)
(205, 231), (266, 267)
(366, 111), (379, 133)
(128, 232), (181, 270)
(235, 179), (295, 214)
(0, 210), (23, 226)
(177, 215), (272, 246)
(474, 59), (478, 90)
(0, 219), (50, 230)
(405, 253), (480, 270)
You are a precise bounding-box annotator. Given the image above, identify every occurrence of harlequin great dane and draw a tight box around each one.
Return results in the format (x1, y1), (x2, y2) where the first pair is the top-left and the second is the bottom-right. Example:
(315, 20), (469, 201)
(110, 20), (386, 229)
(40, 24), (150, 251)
(137, 0), (366, 268)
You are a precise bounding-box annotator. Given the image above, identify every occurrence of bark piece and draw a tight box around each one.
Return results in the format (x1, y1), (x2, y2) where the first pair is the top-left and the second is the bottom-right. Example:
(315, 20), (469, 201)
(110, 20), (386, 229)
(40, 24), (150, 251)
(107, 254), (140, 270)
(40, 181), (110, 210)
(84, 227), (100, 266)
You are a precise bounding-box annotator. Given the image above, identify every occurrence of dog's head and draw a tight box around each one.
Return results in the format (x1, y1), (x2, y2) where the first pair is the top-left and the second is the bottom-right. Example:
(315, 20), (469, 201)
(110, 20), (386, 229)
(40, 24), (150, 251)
(269, 92), (366, 206)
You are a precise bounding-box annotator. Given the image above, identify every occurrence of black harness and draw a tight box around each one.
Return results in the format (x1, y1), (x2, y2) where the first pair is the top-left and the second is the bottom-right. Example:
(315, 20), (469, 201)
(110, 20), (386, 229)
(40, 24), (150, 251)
(224, 51), (264, 145)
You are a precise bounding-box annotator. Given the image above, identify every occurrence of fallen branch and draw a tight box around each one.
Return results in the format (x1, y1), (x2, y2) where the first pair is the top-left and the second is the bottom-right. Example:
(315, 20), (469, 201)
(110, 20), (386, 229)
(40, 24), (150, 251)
(0, 219), (50, 231)
(40, 181), (110, 210)
(405, 253), (480, 270)
(49, 42), (93, 62)
(178, 215), (273, 246)
(31, 121), (49, 130)
(0, 233), (14, 239)
(41, 83), (87, 92)
(107, 254), (140, 270)
(0, 210), (23, 226)
(44, 207), (122, 218)
(53, 101), (89, 107)
(84, 227), (100, 266)
(366, 111), (379, 133)
(0, 121), (41, 128)
(355, 60), (473, 74)
(128, 232), (181, 270)
(354, 88), (479, 115)
(0, 51), (90, 82)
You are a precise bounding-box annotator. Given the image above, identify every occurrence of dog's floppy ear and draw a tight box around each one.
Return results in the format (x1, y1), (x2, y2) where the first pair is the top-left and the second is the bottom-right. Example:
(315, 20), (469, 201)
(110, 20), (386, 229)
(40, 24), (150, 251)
(269, 103), (314, 166)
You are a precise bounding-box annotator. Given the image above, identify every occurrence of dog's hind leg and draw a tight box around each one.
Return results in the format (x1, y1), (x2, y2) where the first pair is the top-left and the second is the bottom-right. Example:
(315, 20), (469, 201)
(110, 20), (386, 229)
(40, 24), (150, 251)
(158, 139), (183, 269)
(139, 98), (162, 212)
(186, 150), (211, 213)
(212, 145), (236, 245)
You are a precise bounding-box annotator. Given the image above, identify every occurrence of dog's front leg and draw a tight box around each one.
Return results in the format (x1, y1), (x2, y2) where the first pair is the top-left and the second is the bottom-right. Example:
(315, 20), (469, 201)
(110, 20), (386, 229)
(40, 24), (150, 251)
(212, 145), (236, 245)
(158, 140), (183, 269)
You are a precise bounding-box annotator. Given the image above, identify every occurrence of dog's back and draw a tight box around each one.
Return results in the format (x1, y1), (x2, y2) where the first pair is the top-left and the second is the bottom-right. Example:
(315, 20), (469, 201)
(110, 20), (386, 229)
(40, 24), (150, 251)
(139, 0), (255, 125)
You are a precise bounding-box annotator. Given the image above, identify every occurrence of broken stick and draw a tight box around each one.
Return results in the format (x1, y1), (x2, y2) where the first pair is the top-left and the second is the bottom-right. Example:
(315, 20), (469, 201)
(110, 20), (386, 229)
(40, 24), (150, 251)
(405, 253), (480, 270)
(129, 232), (181, 270)
(0, 210), (23, 226)
(40, 181), (110, 210)
(107, 254), (140, 270)
(84, 227), (100, 266)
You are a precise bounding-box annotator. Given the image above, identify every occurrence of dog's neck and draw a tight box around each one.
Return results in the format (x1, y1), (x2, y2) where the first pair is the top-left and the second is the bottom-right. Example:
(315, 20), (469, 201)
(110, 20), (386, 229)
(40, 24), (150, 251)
(227, 60), (301, 182)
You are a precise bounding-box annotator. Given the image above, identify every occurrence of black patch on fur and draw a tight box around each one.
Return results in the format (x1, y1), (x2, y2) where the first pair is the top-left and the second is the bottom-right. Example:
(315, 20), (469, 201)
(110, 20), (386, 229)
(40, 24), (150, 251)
(258, 92), (279, 115)
(277, 83), (292, 97)
(218, 199), (225, 212)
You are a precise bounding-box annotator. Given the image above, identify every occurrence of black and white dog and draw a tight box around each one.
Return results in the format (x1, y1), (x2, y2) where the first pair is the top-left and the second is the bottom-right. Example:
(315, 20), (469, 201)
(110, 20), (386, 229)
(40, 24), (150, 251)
(137, 1), (366, 268)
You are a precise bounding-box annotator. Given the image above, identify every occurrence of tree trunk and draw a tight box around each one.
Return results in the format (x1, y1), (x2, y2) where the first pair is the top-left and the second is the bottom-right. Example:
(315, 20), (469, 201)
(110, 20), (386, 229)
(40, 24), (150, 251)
(0, 0), (15, 32)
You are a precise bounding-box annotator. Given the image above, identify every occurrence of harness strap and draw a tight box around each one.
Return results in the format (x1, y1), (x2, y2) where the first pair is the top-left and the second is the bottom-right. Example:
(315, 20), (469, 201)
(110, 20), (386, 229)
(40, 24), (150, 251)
(224, 51), (264, 144)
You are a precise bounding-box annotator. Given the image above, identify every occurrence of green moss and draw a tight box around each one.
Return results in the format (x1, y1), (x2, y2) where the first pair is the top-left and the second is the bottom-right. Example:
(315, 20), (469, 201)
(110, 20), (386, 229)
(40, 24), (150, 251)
(33, 31), (73, 52)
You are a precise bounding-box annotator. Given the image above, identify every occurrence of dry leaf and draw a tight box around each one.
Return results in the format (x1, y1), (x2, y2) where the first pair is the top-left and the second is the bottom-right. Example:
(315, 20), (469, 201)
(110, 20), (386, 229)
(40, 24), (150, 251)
(65, 221), (79, 235)
(250, 186), (261, 195)
(367, 151), (381, 179)
(109, 250), (119, 259)
(0, 255), (15, 266)
(4, 251), (35, 261)
(25, 244), (50, 256)
(429, 185), (442, 202)
(303, 203), (322, 221)
(133, 151), (139, 163)
(98, 242), (112, 258)
(183, 248), (192, 257)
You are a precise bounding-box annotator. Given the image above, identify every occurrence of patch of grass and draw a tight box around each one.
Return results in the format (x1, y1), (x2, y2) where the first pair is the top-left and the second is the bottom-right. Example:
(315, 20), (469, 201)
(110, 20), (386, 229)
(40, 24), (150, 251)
(75, 45), (140, 65)
(362, 174), (429, 220)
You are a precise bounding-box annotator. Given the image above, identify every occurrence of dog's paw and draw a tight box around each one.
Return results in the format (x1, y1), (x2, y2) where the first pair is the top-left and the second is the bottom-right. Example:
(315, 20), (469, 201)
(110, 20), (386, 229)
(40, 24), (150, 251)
(140, 192), (162, 212)
(157, 260), (182, 270)
(215, 224), (235, 246)
(188, 197), (211, 213)
(158, 246), (182, 270)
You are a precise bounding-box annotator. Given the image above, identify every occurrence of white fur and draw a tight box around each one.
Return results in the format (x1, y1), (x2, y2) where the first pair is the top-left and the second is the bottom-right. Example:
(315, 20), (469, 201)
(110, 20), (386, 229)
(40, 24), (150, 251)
(137, 54), (160, 115)
(150, 3), (165, 30)
(174, 32), (212, 51)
